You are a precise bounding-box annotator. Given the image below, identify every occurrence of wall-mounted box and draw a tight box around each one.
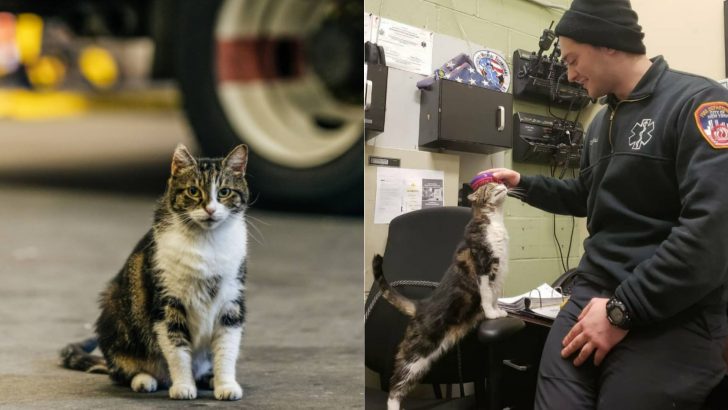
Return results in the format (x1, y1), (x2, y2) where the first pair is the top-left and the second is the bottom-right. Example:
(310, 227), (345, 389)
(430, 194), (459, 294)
(365, 64), (388, 132)
(419, 79), (513, 154)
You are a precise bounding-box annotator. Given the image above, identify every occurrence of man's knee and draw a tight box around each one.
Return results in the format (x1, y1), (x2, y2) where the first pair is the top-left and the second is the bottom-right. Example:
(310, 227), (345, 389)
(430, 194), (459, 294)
(535, 375), (595, 410)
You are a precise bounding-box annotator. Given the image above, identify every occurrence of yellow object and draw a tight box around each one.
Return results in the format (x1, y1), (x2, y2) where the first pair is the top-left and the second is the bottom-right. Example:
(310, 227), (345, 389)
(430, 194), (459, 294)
(0, 89), (87, 120)
(79, 46), (118, 89)
(15, 13), (42, 65)
(560, 296), (570, 310)
(26, 55), (66, 89)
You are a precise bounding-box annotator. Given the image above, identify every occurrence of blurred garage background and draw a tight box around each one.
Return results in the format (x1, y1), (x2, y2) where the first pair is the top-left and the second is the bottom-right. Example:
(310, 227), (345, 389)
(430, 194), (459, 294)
(0, 0), (363, 213)
(0, 0), (363, 408)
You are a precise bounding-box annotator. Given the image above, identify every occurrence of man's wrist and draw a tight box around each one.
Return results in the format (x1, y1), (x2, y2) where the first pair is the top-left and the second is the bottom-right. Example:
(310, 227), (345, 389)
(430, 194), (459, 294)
(606, 296), (632, 330)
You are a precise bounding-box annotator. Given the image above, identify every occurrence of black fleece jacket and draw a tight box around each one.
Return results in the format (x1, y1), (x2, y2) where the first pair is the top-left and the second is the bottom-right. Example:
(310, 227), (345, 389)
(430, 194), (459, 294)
(519, 56), (728, 327)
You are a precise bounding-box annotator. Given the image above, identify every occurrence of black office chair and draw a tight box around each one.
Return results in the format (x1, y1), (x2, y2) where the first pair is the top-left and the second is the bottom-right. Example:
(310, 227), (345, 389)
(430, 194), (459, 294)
(365, 206), (525, 409)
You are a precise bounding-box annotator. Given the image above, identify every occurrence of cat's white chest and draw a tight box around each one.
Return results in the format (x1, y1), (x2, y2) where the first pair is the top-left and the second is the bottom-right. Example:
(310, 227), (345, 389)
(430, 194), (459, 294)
(154, 217), (247, 347)
(154, 217), (247, 281)
(184, 274), (241, 348)
(484, 212), (508, 269)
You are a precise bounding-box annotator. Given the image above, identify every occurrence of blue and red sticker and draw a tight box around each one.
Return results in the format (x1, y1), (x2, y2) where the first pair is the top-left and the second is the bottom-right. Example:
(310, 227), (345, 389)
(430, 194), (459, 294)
(694, 101), (728, 149)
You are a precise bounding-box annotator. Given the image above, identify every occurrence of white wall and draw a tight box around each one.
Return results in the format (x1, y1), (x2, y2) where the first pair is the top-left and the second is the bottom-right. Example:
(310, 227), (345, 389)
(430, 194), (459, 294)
(633, 0), (724, 80)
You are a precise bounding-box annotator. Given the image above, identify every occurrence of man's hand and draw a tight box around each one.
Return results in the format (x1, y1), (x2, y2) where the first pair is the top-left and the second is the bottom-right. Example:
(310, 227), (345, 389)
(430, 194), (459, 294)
(561, 297), (629, 367)
(479, 168), (521, 188)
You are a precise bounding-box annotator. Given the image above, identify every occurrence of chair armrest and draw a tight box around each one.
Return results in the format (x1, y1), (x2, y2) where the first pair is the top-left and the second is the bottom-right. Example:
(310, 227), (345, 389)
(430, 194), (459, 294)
(477, 317), (526, 344)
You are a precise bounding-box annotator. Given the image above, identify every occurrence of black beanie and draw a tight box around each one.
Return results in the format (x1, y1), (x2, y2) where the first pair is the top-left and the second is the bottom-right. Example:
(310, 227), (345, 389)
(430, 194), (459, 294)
(555, 0), (646, 55)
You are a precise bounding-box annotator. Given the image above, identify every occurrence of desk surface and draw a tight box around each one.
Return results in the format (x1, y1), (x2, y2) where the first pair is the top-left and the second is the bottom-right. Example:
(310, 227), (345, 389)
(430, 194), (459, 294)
(507, 311), (554, 328)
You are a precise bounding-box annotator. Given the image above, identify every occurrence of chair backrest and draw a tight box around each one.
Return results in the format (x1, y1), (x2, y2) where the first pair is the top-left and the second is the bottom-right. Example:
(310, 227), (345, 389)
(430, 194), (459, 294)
(365, 206), (486, 389)
(552, 268), (579, 296)
(378, 206), (472, 283)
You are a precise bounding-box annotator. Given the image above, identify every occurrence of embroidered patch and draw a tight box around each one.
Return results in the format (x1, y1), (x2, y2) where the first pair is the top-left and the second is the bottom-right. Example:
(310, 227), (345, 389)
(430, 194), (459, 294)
(694, 101), (728, 149)
(472, 49), (511, 93)
(628, 119), (654, 150)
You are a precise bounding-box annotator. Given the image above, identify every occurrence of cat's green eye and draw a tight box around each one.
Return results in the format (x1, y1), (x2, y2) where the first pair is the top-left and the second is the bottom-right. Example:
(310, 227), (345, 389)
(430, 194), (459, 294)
(218, 188), (232, 198)
(186, 187), (200, 197)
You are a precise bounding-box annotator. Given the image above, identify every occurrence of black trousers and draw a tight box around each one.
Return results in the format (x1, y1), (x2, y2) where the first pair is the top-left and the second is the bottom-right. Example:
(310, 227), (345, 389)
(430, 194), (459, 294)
(534, 278), (727, 410)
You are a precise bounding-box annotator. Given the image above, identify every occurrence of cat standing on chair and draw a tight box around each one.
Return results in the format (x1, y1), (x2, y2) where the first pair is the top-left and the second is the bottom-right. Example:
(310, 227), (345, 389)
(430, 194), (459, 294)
(372, 177), (511, 410)
(60, 144), (250, 401)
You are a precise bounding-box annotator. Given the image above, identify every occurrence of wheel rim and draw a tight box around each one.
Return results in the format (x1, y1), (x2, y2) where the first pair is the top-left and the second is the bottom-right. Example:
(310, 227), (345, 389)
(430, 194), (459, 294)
(214, 0), (362, 169)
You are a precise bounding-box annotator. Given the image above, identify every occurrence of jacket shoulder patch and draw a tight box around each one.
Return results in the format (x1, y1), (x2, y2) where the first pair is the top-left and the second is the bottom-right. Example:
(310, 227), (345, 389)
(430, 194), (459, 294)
(694, 101), (728, 149)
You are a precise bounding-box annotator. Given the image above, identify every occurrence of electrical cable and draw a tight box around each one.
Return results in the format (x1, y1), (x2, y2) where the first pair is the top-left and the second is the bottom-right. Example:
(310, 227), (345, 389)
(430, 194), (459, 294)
(565, 167), (577, 270)
(549, 166), (569, 273)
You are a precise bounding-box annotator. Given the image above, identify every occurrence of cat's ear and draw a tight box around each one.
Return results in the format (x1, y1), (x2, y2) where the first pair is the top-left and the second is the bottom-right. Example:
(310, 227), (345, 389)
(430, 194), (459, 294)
(171, 144), (197, 176)
(466, 193), (476, 203)
(223, 144), (249, 176)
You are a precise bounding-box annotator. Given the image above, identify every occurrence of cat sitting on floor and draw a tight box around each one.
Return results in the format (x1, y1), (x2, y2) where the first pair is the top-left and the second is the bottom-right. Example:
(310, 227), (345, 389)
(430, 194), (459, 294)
(372, 175), (512, 410)
(60, 143), (250, 401)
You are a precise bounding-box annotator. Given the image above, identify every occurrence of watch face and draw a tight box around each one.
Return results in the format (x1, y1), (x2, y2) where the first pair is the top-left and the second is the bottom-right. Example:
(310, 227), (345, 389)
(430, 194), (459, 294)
(609, 308), (624, 323)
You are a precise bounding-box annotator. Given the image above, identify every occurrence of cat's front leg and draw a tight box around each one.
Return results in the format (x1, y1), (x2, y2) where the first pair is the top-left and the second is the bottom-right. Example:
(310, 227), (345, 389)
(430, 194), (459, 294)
(211, 302), (245, 401)
(479, 274), (508, 319)
(489, 269), (508, 318)
(154, 298), (197, 400)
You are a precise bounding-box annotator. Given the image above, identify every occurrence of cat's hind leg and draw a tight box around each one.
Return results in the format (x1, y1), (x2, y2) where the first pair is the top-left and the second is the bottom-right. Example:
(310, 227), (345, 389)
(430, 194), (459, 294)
(131, 372), (158, 393)
(388, 350), (442, 410)
(387, 327), (451, 410)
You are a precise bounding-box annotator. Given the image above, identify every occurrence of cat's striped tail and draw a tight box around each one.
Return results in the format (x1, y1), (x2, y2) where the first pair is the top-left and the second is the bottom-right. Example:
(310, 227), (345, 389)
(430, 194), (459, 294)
(59, 337), (108, 374)
(371, 254), (417, 317)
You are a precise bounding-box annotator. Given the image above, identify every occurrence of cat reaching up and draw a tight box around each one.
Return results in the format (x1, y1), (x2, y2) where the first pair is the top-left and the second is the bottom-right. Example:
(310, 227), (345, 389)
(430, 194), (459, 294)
(372, 175), (510, 410)
(60, 143), (250, 401)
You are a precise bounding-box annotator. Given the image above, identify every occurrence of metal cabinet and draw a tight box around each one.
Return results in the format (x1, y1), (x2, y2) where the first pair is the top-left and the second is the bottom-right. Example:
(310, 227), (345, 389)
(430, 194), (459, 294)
(419, 80), (513, 153)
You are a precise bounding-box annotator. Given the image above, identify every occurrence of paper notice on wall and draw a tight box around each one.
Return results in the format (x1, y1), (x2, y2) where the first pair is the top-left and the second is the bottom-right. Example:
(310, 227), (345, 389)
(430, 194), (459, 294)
(422, 179), (444, 208)
(376, 18), (433, 76)
(374, 167), (445, 224)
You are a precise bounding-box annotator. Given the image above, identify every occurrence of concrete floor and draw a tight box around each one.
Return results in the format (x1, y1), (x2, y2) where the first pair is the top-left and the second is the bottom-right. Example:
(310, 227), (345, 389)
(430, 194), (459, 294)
(0, 110), (364, 409)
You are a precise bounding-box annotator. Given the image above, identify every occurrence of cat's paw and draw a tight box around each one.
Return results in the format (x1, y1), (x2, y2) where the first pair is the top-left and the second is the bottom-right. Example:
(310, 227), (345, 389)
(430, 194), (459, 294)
(483, 307), (508, 319)
(131, 373), (158, 393)
(387, 397), (401, 410)
(214, 381), (243, 401)
(169, 383), (197, 400)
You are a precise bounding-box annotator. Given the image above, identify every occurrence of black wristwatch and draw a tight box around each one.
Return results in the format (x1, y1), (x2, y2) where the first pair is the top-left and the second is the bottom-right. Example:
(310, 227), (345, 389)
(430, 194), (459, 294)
(606, 296), (632, 330)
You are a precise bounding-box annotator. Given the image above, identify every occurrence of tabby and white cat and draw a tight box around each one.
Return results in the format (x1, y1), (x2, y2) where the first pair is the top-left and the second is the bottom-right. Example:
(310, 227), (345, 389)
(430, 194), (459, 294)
(372, 182), (510, 410)
(61, 144), (250, 401)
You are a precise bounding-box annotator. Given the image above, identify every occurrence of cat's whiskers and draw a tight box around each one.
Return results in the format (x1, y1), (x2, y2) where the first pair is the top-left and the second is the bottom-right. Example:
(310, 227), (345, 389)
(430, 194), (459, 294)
(176, 213), (199, 233)
(247, 192), (261, 207)
(507, 187), (526, 200)
(245, 218), (266, 246)
(245, 214), (269, 226)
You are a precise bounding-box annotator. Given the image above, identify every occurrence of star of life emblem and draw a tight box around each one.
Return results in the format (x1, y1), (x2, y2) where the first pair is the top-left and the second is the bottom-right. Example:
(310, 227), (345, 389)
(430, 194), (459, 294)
(628, 119), (654, 150)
